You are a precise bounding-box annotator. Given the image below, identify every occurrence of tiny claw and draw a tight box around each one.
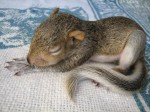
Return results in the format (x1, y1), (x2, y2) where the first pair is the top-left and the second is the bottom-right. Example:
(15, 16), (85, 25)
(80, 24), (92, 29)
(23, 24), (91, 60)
(92, 80), (100, 87)
(5, 65), (17, 71)
(5, 66), (10, 69)
(13, 58), (18, 60)
(13, 58), (24, 61)
(6, 61), (12, 64)
(14, 72), (22, 76)
(95, 83), (100, 87)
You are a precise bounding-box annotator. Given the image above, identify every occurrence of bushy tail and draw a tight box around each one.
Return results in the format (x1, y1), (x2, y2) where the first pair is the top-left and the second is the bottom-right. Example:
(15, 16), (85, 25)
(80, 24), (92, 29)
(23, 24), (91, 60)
(65, 60), (147, 101)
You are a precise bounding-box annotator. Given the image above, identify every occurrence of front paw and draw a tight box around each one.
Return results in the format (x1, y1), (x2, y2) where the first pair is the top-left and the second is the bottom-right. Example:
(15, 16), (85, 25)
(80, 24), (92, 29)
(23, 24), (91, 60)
(5, 58), (30, 76)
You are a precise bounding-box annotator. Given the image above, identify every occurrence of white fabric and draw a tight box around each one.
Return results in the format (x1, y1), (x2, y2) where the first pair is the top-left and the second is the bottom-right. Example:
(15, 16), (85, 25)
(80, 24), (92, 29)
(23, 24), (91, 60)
(1, 0), (150, 111)
(0, 46), (140, 112)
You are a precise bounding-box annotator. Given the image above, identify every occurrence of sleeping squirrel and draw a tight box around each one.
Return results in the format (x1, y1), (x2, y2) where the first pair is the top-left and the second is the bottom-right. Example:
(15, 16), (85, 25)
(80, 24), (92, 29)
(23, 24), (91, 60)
(6, 8), (147, 100)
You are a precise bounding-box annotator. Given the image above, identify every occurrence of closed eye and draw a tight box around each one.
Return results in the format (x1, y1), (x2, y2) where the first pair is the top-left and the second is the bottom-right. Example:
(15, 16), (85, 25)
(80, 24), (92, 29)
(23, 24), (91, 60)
(49, 46), (62, 55)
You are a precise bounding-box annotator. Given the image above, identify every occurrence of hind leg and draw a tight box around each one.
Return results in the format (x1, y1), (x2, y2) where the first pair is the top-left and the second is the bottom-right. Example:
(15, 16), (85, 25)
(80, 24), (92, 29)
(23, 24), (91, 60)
(91, 80), (101, 87)
(113, 30), (146, 74)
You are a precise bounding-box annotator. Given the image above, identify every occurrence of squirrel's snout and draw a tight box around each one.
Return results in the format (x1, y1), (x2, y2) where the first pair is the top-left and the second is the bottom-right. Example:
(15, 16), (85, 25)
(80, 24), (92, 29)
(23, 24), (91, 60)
(27, 56), (38, 66)
(27, 56), (49, 67)
(27, 53), (61, 67)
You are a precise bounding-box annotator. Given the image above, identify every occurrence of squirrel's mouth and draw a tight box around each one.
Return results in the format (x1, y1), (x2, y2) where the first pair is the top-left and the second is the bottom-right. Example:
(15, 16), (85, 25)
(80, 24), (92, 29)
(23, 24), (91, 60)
(27, 57), (48, 67)
(27, 55), (62, 67)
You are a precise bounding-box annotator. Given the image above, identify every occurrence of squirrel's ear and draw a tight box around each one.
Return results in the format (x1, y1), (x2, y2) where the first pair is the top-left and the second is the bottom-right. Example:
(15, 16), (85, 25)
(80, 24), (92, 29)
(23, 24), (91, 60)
(68, 30), (85, 41)
(50, 8), (59, 16)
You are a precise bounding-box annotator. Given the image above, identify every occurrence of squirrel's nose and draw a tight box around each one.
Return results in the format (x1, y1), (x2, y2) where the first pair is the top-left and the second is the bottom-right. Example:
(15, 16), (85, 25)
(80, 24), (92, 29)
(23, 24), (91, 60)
(27, 56), (47, 66)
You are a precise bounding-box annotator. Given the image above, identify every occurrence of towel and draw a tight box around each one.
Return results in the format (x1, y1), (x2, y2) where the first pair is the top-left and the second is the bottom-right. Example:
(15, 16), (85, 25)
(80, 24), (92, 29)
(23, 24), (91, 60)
(0, 0), (150, 112)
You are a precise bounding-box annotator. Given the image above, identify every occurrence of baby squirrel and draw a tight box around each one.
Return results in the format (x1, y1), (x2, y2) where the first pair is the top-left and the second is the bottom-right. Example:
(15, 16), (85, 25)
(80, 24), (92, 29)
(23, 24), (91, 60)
(8, 8), (147, 100)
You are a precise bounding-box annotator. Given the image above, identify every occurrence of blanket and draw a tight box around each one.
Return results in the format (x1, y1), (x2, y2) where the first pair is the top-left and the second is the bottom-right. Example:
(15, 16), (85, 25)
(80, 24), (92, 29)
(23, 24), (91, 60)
(0, 0), (150, 112)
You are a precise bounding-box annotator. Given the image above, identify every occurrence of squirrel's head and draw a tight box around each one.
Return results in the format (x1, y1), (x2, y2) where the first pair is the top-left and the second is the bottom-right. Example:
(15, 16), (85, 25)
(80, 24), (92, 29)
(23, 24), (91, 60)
(27, 8), (86, 67)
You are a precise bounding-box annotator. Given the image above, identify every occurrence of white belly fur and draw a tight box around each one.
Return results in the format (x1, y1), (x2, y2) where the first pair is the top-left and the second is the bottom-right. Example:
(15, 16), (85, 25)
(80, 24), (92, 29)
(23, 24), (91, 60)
(90, 54), (121, 63)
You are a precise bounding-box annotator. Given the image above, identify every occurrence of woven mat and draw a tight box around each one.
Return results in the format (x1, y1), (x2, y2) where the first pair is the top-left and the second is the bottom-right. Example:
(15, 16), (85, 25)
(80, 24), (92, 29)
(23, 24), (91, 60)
(0, 0), (150, 112)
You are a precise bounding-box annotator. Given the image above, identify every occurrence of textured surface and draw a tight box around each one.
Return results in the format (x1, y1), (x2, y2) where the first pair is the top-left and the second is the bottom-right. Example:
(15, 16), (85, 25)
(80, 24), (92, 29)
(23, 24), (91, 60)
(0, 0), (150, 112)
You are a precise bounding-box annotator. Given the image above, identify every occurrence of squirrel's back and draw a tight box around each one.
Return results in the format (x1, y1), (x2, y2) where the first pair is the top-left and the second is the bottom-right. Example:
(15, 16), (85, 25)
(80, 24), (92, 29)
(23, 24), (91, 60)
(92, 16), (145, 55)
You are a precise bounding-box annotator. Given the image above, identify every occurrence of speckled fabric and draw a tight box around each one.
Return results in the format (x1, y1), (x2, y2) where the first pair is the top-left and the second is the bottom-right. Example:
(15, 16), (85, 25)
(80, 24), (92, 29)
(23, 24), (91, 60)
(0, 0), (150, 112)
